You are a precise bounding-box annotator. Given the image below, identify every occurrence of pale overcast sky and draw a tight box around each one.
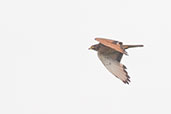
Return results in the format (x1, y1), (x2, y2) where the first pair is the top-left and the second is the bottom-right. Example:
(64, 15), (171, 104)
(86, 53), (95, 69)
(0, 0), (171, 114)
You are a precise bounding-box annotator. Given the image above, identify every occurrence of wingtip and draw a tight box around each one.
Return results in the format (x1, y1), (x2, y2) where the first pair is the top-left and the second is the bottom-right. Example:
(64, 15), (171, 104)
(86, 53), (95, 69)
(123, 78), (131, 84)
(95, 38), (105, 41)
(122, 66), (130, 84)
(124, 51), (129, 56)
(95, 38), (100, 40)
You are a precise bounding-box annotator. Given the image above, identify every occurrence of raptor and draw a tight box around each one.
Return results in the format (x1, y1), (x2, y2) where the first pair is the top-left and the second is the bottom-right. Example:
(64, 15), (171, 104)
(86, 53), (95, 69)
(89, 38), (143, 84)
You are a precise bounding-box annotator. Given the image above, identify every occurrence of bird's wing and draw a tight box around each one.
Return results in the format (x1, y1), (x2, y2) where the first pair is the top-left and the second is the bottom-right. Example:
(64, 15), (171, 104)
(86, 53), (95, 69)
(95, 38), (128, 55)
(98, 51), (130, 84)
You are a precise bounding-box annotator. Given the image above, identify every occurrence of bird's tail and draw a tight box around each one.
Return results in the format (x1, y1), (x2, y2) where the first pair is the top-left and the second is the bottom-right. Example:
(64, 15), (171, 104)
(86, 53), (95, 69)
(123, 45), (144, 49)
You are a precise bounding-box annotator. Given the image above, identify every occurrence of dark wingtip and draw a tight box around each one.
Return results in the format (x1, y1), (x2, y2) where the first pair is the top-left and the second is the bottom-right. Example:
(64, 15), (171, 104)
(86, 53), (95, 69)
(123, 77), (131, 84)
(123, 67), (131, 84)
(124, 51), (129, 56)
(123, 65), (127, 69)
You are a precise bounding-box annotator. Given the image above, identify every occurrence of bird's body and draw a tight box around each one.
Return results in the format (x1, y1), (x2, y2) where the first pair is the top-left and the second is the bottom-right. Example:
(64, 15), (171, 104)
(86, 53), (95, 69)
(89, 38), (143, 84)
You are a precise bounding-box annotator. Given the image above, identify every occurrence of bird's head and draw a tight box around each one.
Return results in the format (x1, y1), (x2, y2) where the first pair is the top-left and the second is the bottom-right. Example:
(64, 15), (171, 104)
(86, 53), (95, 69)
(89, 44), (100, 51)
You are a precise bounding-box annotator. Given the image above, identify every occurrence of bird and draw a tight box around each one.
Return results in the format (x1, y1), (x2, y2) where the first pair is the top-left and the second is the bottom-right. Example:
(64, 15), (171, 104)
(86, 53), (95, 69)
(89, 38), (143, 84)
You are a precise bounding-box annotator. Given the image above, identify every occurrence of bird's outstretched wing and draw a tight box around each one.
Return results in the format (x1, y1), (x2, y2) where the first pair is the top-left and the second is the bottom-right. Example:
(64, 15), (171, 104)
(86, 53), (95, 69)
(98, 51), (130, 84)
(95, 38), (128, 55)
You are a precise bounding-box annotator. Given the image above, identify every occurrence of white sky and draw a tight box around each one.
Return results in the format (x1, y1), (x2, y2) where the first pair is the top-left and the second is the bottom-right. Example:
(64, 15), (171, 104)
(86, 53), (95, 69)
(0, 0), (171, 114)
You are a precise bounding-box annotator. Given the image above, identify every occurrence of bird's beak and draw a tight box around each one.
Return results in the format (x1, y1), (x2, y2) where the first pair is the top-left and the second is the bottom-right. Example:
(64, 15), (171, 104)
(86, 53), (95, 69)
(88, 46), (93, 50)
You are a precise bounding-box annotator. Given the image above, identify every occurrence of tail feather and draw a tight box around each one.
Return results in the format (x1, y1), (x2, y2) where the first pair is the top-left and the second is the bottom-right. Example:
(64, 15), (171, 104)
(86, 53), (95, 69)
(123, 45), (144, 49)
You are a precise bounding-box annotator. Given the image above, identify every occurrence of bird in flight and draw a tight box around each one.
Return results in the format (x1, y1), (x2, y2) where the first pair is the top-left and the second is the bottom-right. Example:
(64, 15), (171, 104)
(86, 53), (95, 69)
(89, 38), (143, 84)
